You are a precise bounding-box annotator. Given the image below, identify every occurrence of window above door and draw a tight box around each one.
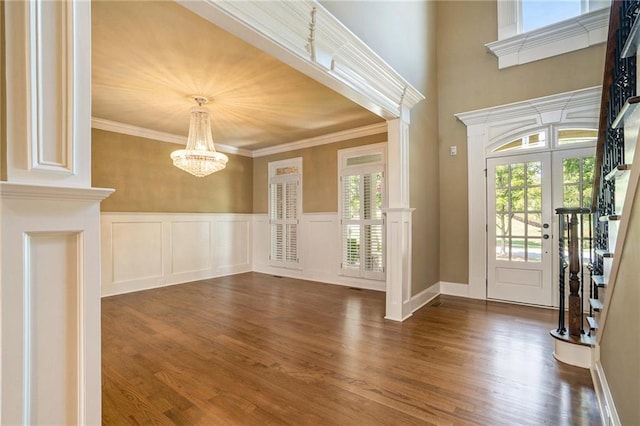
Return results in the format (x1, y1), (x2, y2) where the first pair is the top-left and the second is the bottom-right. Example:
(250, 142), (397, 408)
(486, 0), (610, 69)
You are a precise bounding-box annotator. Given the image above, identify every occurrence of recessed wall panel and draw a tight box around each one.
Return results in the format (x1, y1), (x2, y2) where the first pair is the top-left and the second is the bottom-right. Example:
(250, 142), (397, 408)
(26, 232), (80, 425)
(171, 221), (212, 273)
(215, 220), (249, 268)
(112, 222), (162, 282)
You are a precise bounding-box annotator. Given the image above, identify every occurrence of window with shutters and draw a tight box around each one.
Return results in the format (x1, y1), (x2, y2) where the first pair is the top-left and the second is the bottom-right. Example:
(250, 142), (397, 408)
(338, 144), (386, 281)
(268, 158), (302, 269)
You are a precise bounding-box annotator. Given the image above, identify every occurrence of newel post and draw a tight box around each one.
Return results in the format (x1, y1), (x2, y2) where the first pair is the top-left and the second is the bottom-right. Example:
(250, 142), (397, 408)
(567, 211), (582, 337)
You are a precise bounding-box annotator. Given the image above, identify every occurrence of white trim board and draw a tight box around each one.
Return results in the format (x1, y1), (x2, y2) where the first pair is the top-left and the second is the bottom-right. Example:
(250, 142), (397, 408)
(92, 117), (387, 159)
(592, 360), (622, 426)
(410, 282), (440, 313)
(439, 281), (470, 298)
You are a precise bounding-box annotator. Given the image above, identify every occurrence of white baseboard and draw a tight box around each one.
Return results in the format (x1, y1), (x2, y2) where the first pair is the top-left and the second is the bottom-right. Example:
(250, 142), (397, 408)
(439, 281), (470, 297)
(252, 263), (386, 292)
(592, 360), (621, 426)
(410, 282), (440, 312)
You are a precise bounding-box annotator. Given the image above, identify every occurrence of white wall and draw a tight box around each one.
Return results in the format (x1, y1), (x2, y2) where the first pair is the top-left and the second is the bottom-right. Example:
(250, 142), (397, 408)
(101, 213), (252, 296)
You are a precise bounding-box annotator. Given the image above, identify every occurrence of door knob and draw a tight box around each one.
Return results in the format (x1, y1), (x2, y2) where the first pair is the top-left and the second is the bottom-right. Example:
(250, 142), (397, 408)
(543, 223), (549, 229)
(543, 234), (549, 239)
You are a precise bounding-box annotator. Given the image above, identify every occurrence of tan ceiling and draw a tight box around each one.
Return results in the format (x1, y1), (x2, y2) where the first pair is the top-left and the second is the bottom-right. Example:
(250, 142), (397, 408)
(92, 1), (384, 151)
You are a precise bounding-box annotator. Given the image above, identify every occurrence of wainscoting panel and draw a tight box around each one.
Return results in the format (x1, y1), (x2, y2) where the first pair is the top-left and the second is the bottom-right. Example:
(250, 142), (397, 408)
(25, 232), (81, 425)
(215, 219), (251, 274)
(112, 221), (163, 283)
(253, 213), (385, 292)
(171, 221), (212, 274)
(101, 213), (252, 296)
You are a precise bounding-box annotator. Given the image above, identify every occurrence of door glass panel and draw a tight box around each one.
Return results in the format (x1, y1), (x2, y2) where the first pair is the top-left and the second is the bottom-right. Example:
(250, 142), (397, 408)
(511, 238), (525, 261)
(562, 155), (595, 208)
(511, 189), (525, 211)
(494, 160), (543, 263)
(527, 239), (542, 263)
(527, 187), (541, 211)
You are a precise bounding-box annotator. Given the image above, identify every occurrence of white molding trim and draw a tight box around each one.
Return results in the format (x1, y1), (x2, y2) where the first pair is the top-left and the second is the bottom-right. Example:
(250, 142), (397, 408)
(252, 122), (387, 157)
(592, 360), (622, 425)
(0, 182), (114, 202)
(91, 118), (253, 157)
(176, 0), (424, 120)
(439, 281), (470, 298)
(101, 212), (253, 297)
(410, 282), (440, 313)
(455, 86), (601, 303)
(487, 6), (610, 69)
(92, 117), (387, 159)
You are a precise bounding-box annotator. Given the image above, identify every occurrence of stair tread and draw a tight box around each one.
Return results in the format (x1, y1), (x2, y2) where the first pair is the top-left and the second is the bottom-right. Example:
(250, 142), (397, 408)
(599, 214), (622, 222)
(587, 316), (599, 331)
(595, 248), (614, 258)
(605, 164), (632, 182)
(590, 298), (604, 312)
(611, 96), (640, 127)
(591, 275), (607, 287)
(549, 329), (596, 347)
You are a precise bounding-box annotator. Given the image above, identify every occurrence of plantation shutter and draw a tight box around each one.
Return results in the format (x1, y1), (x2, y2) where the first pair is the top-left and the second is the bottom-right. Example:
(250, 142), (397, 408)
(339, 152), (385, 281)
(268, 158), (301, 269)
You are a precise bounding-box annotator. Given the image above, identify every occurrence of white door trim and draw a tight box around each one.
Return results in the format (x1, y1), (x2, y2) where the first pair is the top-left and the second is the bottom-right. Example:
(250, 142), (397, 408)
(455, 87), (601, 300)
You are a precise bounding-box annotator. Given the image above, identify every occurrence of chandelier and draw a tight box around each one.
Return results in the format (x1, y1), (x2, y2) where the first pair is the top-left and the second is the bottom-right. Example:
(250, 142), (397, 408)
(170, 96), (228, 177)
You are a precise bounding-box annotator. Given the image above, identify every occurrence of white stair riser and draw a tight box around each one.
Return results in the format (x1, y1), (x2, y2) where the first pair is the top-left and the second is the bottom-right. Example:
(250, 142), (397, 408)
(608, 220), (620, 252)
(615, 172), (630, 215)
(604, 257), (613, 284)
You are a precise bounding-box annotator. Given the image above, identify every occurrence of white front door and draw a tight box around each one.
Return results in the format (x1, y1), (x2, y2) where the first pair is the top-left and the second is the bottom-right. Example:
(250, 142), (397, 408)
(487, 152), (553, 305)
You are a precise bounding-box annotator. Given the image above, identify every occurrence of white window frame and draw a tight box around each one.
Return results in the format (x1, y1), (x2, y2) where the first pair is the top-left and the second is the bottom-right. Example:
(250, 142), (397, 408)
(338, 143), (387, 281)
(486, 0), (610, 69)
(268, 157), (302, 270)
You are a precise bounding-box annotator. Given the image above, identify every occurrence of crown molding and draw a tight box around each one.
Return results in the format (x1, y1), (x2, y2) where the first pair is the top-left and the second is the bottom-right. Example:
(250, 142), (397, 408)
(91, 118), (253, 157)
(93, 117), (387, 159)
(252, 122), (387, 158)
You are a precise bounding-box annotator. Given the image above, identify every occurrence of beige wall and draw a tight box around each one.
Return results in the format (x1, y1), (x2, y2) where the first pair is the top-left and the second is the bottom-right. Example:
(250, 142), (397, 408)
(599, 179), (640, 425)
(321, 1), (441, 294)
(92, 129), (253, 213)
(252, 133), (387, 213)
(436, 1), (606, 284)
(0, 1), (5, 181)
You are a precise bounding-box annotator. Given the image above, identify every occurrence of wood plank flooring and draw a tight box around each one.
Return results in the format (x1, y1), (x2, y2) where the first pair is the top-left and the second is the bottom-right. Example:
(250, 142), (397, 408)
(102, 272), (601, 425)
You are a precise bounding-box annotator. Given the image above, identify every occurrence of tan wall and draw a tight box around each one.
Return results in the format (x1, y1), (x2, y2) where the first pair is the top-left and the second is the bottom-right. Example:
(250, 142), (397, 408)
(436, 1), (606, 284)
(599, 180), (640, 425)
(0, 1), (6, 181)
(252, 133), (387, 213)
(321, 0), (441, 294)
(92, 129), (253, 213)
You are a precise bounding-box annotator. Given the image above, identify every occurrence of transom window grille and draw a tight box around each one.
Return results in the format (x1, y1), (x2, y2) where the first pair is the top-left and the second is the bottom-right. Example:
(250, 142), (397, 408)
(493, 131), (546, 152)
(269, 158), (302, 269)
(338, 144), (386, 281)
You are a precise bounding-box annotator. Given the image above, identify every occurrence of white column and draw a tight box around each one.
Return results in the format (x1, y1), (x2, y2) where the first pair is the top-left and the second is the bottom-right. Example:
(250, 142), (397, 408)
(384, 110), (414, 321)
(1, 2), (112, 424)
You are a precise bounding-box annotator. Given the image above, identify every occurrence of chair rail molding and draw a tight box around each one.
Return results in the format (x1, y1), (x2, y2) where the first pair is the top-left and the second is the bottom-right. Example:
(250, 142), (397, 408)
(455, 86), (601, 301)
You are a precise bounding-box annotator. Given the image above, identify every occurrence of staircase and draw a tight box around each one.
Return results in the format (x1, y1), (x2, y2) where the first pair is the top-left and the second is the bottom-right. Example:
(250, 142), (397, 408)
(552, 0), (640, 423)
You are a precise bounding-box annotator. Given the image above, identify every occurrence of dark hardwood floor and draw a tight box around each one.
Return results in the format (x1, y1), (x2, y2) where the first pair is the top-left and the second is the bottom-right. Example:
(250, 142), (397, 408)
(102, 272), (600, 425)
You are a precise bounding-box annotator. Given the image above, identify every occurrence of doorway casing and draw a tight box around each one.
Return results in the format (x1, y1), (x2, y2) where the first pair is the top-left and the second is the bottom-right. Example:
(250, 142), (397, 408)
(455, 87), (601, 300)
